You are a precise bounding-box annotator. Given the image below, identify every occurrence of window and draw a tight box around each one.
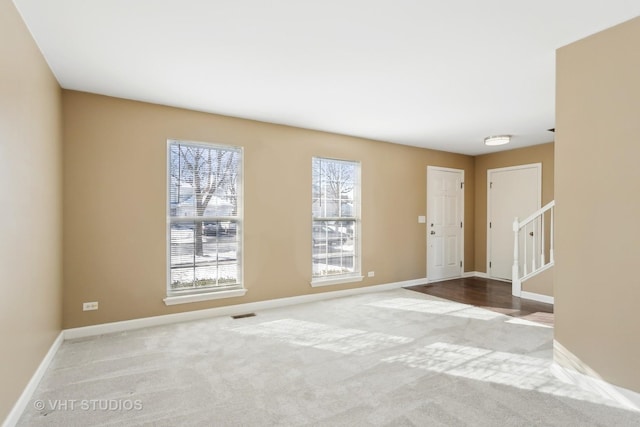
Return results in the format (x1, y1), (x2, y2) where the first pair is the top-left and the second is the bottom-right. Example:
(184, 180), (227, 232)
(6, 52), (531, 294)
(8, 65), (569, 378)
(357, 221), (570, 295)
(312, 157), (362, 285)
(166, 140), (244, 304)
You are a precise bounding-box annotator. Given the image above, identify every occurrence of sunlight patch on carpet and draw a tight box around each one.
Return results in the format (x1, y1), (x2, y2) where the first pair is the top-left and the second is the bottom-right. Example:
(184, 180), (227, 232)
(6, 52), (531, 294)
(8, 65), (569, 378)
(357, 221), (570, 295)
(383, 342), (623, 408)
(367, 298), (504, 320)
(229, 319), (413, 355)
(505, 317), (553, 328)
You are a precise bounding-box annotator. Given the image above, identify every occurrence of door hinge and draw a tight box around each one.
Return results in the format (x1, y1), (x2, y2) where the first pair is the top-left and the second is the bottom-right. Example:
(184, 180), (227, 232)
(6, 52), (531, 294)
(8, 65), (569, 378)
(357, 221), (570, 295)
(460, 221), (463, 228)
(460, 182), (464, 189)
(489, 222), (492, 228)
(489, 261), (492, 268)
(490, 182), (493, 189)
(460, 261), (462, 267)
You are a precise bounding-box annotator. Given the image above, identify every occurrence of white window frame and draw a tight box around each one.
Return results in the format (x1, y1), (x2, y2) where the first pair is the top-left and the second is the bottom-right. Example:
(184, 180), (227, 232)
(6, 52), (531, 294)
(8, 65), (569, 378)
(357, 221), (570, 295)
(164, 139), (246, 305)
(311, 157), (363, 287)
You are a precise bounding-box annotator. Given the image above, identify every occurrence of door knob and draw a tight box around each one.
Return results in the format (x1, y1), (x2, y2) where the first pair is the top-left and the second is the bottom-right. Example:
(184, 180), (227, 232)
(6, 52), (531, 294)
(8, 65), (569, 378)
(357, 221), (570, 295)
(529, 231), (534, 236)
(430, 231), (436, 235)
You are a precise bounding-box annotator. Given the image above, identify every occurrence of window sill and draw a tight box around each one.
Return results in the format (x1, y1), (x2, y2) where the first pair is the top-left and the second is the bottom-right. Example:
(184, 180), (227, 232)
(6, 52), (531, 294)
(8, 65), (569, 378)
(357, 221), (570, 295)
(163, 288), (247, 306)
(310, 275), (364, 288)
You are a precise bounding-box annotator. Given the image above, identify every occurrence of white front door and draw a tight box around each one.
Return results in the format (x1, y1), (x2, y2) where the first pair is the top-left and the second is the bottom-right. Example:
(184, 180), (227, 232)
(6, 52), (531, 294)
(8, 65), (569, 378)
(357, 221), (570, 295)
(427, 167), (464, 281)
(487, 164), (541, 281)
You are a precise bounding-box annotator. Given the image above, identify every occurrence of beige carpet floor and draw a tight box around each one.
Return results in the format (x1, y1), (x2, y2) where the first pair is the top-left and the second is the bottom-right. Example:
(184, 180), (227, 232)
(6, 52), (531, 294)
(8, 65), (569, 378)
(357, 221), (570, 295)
(18, 289), (640, 426)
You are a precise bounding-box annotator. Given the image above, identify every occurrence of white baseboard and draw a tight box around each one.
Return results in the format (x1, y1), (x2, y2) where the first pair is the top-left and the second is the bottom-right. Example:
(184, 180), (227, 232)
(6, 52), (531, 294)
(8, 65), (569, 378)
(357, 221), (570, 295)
(425, 277), (451, 284)
(520, 291), (554, 305)
(462, 271), (488, 278)
(4, 279), (429, 425)
(64, 278), (428, 340)
(469, 272), (508, 282)
(2, 332), (64, 427)
(552, 340), (640, 412)
(428, 271), (486, 282)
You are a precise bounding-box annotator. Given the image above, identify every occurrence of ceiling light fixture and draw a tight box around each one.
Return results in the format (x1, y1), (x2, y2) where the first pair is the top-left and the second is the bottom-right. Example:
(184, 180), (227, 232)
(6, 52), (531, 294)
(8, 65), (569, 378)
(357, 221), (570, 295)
(484, 135), (511, 146)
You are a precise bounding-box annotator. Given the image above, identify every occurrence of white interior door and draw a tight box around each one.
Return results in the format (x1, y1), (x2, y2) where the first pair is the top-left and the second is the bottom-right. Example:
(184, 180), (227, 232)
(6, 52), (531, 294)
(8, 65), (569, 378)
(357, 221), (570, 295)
(487, 164), (541, 281)
(427, 167), (464, 281)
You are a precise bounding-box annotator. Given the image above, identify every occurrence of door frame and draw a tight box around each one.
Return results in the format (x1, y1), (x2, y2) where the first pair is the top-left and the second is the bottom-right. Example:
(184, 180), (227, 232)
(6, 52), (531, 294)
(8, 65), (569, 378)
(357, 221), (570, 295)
(427, 166), (464, 282)
(486, 163), (541, 283)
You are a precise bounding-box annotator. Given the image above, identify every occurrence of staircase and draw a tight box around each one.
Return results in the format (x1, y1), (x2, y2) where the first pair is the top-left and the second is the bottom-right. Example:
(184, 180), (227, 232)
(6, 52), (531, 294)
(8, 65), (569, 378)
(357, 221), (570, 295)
(512, 201), (555, 297)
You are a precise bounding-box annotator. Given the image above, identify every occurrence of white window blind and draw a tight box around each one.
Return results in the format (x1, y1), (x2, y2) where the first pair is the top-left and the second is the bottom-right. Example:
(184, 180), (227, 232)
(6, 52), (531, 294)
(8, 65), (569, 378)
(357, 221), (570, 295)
(312, 157), (361, 282)
(168, 140), (243, 295)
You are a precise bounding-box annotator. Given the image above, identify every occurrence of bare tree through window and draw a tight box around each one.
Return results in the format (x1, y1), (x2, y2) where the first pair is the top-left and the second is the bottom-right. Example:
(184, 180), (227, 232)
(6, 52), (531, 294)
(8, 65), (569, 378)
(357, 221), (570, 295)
(169, 141), (242, 292)
(312, 157), (360, 280)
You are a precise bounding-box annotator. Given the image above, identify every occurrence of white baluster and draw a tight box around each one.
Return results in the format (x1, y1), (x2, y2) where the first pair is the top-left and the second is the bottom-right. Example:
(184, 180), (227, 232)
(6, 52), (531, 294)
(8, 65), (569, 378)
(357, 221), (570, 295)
(531, 220), (536, 271)
(550, 206), (555, 263)
(512, 202), (554, 287)
(541, 212), (546, 266)
(523, 224), (528, 276)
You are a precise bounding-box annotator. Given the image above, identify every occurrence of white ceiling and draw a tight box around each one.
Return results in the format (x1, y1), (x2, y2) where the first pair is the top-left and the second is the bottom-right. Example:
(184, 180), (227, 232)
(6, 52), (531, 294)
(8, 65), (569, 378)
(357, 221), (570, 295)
(13, 1), (640, 155)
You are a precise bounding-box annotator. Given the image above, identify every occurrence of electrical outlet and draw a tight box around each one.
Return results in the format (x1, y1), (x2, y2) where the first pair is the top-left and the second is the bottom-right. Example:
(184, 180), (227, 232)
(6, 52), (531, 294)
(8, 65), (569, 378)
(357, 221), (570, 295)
(368, 271), (375, 277)
(83, 301), (98, 311)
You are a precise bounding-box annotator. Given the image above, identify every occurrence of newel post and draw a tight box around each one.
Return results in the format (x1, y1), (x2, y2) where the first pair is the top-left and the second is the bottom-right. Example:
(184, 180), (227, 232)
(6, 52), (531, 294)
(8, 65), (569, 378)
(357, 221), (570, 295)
(512, 217), (521, 296)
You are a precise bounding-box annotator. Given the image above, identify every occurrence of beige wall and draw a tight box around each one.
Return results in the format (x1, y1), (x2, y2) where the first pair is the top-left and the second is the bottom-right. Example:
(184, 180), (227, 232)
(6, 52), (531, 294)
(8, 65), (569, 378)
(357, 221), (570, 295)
(0, 0), (63, 421)
(62, 91), (475, 328)
(4, 0), (636, 412)
(556, 17), (640, 392)
(521, 266), (553, 297)
(474, 143), (555, 285)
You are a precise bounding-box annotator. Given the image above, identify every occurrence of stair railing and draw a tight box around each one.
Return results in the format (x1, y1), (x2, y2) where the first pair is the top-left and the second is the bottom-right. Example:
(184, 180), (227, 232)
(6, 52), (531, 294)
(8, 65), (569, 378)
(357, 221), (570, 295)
(512, 200), (555, 296)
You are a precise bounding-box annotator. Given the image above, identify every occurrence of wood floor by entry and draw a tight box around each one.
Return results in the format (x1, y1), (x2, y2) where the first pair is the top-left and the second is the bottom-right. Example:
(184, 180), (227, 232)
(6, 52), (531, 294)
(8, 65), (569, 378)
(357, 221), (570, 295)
(405, 276), (554, 327)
